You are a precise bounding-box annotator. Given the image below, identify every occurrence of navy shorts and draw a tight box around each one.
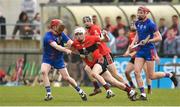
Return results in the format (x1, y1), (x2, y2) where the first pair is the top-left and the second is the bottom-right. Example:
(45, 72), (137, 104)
(42, 58), (65, 69)
(136, 48), (155, 61)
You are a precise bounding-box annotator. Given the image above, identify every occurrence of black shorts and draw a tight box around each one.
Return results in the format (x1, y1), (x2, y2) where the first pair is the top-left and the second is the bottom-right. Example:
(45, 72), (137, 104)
(103, 53), (114, 65)
(94, 57), (108, 75)
(129, 57), (135, 64)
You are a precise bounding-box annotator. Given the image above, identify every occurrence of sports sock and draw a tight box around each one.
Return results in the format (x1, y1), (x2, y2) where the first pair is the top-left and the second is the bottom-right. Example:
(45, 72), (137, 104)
(45, 86), (51, 95)
(103, 84), (110, 90)
(93, 81), (100, 89)
(139, 87), (145, 94)
(75, 86), (83, 94)
(129, 81), (135, 87)
(124, 85), (131, 93)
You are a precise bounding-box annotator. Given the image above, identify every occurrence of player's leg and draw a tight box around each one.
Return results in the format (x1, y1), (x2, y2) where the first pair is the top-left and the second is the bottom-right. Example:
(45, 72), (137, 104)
(146, 49), (178, 87)
(58, 68), (87, 101)
(41, 63), (53, 101)
(134, 57), (147, 100)
(146, 61), (178, 87)
(91, 63), (114, 99)
(143, 63), (152, 94)
(125, 58), (135, 88)
(105, 53), (124, 83)
(105, 53), (132, 90)
(102, 70), (137, 101)
(84, 65), (101, 96)
(107, 63), (124, 82)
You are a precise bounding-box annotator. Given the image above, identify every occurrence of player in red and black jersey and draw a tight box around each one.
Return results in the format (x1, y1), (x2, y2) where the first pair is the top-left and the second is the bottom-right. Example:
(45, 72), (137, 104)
(83, 16), (131, 96)
(71, 27), (137, 101)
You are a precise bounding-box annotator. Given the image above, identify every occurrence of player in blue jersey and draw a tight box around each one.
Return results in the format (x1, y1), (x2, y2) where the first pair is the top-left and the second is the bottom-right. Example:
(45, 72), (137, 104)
(130, 6), (178, 100)
(41, 19), (87, 101)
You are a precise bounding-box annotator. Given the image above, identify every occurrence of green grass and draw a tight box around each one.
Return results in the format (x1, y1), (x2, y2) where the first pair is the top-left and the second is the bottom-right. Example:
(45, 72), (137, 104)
(0, 86), (180, 106)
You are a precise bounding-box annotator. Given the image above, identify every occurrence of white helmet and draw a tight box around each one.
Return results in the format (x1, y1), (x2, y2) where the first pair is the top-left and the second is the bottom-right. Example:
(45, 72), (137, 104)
(83, 16), (93, 22)
(74, 27), (86, 35)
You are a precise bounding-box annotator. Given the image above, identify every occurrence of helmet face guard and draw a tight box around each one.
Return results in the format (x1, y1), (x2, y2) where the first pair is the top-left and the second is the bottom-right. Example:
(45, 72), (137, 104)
(83, 16), (92, 23)
(83, 16), (93, 28)
(74, 27), (86, 42)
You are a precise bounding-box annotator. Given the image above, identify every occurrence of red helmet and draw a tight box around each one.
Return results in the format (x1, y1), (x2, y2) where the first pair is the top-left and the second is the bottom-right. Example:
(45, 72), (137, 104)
(50, 19), (63, 28)
(138, 6), (150, 14)
(49, 19), (65, 35)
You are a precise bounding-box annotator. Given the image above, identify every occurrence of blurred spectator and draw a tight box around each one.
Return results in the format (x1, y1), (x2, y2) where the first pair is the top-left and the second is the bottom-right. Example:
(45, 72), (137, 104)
(159, 18), (168, 38)
(163, 28), (177, 57)
(105, 25), (117, 53)
(21, 0), (38, 21)
(157, 18), (168, 54)
(12, 11), (33, 40)
(130, 14), (136, 22)
(175, 35), (180, 56)
(0, 11), (6, 39)
(104, 16), (115, 33)
(112, 16), (126, 38)
(129, 14), (137, 30)
(171, 15), (180, 36)
(92, 15), (99, 26)
(116, 28), (128, 54)
(32, 12), (41, 40)
(128, 21), (136, 45)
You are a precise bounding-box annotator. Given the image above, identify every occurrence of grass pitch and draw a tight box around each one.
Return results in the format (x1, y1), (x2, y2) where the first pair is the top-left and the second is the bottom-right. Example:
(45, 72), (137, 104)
(0, 86), (180, 106)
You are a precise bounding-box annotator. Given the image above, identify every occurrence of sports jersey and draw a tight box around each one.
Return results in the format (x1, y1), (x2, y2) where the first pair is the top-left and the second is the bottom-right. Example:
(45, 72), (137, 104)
(135, 18), (158, 61)
(135, 18), (158, 50)
(42, 31), (69, 69)
(72, 36), (103, 67)
(86, 24), (111, 55)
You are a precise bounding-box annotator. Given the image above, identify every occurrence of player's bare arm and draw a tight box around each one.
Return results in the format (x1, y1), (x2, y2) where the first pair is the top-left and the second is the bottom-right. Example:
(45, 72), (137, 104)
(148, 31), (162, 43)
(66, 39), (73, 48)
(50, 41), (71, 54)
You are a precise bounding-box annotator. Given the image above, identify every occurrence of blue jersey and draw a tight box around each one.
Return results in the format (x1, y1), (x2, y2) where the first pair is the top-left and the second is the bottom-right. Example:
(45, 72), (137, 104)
(135, 18), (158, 50)
(42, 31), (69, 69)
(135, 18), (158, 61)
